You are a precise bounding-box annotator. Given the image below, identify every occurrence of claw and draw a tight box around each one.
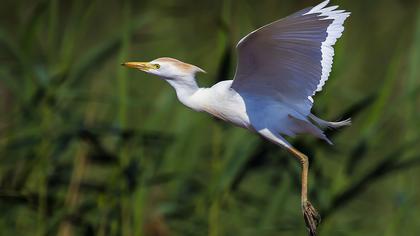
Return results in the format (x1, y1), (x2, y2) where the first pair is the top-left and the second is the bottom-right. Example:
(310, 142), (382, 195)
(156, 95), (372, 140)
(302, 201), (321, 236)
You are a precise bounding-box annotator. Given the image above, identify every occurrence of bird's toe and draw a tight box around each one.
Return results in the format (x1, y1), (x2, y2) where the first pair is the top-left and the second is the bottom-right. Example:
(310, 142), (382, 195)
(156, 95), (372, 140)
(302, 200), (321, 236)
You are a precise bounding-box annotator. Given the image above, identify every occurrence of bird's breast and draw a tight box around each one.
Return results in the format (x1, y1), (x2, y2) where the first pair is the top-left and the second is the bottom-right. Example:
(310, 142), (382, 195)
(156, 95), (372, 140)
(195, 86), (251, 129)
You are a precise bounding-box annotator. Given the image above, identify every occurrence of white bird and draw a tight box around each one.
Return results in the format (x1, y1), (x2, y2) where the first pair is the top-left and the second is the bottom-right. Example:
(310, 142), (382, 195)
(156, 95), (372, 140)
(123, 1), (351, 235)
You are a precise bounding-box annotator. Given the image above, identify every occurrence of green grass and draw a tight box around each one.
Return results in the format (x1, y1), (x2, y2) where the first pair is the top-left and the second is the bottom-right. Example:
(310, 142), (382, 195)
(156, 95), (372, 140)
(0, 0), (419, 235)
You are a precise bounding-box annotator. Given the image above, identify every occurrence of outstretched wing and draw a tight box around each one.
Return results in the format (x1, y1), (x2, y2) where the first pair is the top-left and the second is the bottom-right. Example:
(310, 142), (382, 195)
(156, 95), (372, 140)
(231, 0), (350, 115)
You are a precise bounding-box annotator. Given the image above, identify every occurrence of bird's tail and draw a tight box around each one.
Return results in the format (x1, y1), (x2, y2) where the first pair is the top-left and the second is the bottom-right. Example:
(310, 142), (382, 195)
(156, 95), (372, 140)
(309, 114), (351, 129)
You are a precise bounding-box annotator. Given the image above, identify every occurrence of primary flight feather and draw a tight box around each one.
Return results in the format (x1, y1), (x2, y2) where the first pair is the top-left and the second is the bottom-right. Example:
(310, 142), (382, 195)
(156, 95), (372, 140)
(123, 1), (351, 235)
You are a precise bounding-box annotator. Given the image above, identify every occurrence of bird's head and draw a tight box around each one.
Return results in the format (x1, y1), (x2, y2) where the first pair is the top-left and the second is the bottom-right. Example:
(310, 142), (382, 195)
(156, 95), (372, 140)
(122, 57), (205, 80)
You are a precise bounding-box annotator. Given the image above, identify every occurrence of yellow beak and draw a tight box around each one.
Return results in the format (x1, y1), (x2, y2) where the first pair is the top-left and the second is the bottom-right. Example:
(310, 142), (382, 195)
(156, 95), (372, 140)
(121, 62), (158, 71)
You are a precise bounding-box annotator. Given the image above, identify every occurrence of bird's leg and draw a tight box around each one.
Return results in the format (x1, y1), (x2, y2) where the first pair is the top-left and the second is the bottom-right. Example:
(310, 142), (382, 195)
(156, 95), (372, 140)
(288, 147), (321, 236)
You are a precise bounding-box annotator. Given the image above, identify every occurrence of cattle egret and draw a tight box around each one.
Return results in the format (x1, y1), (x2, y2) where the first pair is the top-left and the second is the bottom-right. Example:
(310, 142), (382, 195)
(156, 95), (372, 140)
(123, 0), (351, 235)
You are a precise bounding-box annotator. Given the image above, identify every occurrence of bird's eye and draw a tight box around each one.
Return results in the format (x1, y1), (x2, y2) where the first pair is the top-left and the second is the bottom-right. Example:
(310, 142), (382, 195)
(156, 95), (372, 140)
(154, 64), (160, 69)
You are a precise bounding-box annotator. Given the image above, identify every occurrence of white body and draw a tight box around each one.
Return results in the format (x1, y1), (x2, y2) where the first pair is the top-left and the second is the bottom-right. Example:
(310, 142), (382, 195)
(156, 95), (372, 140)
(190, 81), (251, 129)
(189, 81), (302, 135)
(166, 75), (337, 148)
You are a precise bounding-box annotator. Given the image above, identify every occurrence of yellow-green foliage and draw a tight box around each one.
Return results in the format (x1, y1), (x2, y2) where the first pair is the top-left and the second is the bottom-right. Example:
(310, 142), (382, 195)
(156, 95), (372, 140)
(0, 0), (419, 235)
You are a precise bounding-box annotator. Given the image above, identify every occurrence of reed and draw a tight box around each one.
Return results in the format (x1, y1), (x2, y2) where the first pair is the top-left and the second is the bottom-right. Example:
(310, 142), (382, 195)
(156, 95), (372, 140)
(0, 0), (419, 235)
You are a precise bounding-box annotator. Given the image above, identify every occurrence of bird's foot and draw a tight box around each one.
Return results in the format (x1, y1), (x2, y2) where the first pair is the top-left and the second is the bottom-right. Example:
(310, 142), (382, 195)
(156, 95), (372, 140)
(302, 200), (321, 236)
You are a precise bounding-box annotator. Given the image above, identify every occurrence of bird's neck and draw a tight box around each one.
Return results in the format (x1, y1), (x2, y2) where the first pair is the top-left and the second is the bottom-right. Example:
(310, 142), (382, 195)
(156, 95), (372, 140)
(165, 76), (202, 110)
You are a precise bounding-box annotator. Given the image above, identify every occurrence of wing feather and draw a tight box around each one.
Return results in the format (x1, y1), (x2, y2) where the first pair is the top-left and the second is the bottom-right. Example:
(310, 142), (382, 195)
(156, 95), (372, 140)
(231, 0), (350, 114)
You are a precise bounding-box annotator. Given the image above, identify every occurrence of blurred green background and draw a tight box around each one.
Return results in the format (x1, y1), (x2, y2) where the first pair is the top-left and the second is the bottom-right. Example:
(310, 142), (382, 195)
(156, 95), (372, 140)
(0, 0), (419, 235)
